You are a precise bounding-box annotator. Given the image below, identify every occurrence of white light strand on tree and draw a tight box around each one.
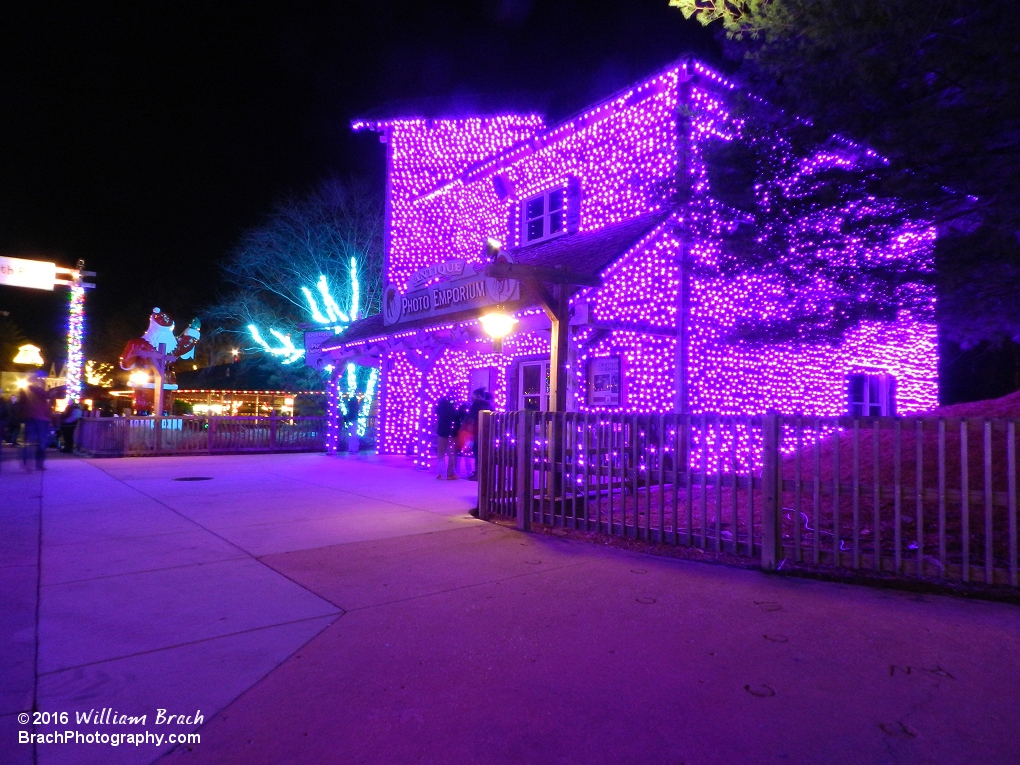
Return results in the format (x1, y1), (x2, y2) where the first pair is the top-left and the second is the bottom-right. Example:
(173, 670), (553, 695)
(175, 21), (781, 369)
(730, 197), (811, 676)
(346, 362), (357, 395)
(301, 286), (330, 324)
(251, 261), (364, 363)
(358, 368), (379, 437)
(299, 268), (360, 334)
(317, 274), (348, 326)
(349, 257), (360, 320)
(247, 324), (304, 364)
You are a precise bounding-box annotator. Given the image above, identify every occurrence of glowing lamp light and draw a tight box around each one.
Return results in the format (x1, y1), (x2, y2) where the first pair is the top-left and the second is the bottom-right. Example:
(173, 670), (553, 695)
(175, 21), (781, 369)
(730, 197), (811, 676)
(129, 370), (150, 387)
(15, 377), (29, 389)
(479, 312), (518, 340)
(479, 311), (518, 354)
(13, 344), (44, 366)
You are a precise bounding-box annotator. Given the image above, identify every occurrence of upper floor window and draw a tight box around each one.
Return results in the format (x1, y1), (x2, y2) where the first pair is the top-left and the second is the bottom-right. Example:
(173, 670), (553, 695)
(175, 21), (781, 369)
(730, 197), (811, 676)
(848, 373), (896, 417)
(521, 187), (566, 245)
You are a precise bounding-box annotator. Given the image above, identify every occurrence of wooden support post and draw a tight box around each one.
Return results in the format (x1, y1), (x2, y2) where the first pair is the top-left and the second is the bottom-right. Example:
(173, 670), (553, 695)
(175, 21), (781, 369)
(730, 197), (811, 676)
(548, 284), (570, 415)
(761, 411), (783, 571)
(516, 410), (534, 531)
(477, 410), (492, 520)
(674, 241), (691, 472)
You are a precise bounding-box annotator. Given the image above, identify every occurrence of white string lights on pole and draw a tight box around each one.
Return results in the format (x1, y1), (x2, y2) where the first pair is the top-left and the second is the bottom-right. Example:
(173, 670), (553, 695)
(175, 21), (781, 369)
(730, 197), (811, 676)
(65, 284), (86, 401)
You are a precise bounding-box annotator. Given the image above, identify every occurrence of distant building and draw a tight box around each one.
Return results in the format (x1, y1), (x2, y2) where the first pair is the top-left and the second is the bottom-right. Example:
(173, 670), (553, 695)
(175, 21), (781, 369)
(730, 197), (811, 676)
(169, 359), (323, 416)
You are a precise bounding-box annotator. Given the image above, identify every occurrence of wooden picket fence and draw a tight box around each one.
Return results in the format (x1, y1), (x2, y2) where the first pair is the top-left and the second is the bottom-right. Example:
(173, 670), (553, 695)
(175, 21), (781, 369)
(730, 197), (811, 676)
(76, 415), (327, 456)
(477, 411), (1020, 588)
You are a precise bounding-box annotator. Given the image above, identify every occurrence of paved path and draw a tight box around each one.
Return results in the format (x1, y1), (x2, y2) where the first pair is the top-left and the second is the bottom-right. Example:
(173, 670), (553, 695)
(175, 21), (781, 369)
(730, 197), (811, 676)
(2, 451), (1019, 765)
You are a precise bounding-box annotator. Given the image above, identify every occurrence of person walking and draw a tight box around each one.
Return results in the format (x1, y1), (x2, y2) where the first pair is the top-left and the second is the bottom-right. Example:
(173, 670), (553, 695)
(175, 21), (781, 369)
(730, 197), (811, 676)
(17, 370), (53, 471)
(59, 400), (82, 453)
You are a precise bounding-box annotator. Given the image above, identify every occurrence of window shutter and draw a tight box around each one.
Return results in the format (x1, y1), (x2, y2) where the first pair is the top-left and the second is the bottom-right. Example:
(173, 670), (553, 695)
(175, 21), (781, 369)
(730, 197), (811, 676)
(565, 343), (578, 411)
(507, 206), (519, 249)
(566, 176), (581, 234)
(492, 175), (509, 200)
(847, 374), (864, 417)
(506, 364), (519, 411)
(885, 376), (897, 417)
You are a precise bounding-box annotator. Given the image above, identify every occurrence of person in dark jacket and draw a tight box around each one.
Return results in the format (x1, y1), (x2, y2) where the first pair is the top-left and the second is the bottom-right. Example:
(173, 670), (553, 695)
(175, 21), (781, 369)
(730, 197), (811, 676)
(59, 400), (82, 453)
(434, 392), (459, 480)
(0, 394), (10, 447)
(4, 393), (20, 444)
(344, 393), (361, 454)
(462, 387), (493, 480)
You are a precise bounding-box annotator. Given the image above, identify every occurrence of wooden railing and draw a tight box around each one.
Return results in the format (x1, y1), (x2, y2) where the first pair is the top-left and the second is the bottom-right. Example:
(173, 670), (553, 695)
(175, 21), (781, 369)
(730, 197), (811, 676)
(477, 411), (1020, 589)
(76, 415), (327, 456)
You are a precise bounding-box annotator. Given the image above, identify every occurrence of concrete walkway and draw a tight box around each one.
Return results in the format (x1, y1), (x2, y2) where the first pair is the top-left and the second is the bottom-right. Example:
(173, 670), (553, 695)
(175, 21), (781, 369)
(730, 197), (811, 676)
(2, 450), (1019, 765)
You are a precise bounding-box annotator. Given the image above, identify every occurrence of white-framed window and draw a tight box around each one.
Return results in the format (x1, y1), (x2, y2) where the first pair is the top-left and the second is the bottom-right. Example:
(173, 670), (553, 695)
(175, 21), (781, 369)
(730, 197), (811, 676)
(848, 373), (896, 416)
(521, 186), (566, 246)
(519, 360), (551, 411)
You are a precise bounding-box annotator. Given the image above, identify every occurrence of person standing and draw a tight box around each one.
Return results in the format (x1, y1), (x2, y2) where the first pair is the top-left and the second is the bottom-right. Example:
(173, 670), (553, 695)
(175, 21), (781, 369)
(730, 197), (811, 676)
(460, 389), (481, 480)
(434, 392), (459, 480)
(345, 393), (361, 454)
(463, 387), (493, 480)
(5, 393), (21, 445)
(0, 393), (9, 448)
(59, 400), (82, 453)
(17, 370), (53, 471)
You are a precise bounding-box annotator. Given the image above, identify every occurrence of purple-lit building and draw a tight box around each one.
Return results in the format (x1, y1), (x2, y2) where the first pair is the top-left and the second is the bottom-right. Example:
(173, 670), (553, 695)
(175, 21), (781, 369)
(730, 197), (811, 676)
(322, 58), (938, 459)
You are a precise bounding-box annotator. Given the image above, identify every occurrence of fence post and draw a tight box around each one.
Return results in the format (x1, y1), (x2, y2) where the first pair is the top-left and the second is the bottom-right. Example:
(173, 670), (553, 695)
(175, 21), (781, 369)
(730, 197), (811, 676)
(477, 410), (492, 521)
(269, 413), (278, 452)
(516, 410), (534, 531)
(761, 411), (783, 571)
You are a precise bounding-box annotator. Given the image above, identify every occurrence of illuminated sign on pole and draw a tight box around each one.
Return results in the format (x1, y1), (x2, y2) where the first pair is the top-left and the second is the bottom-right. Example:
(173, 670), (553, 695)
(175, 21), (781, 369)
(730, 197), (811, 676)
(0, 256), (58, 291)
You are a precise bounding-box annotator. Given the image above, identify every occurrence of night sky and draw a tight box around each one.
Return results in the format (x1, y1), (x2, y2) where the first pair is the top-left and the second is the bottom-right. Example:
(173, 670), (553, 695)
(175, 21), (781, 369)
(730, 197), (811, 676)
(0, 1), (719, 363)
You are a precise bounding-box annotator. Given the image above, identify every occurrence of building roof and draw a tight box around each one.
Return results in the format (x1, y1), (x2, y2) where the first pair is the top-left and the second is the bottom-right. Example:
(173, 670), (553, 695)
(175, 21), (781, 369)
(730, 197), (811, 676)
(324, 314), (386, 348)
(353, 92), (550, 127)
(352, 57), (744, 204)
(512, 212), (669, 276)
(323, 297), (535, 350)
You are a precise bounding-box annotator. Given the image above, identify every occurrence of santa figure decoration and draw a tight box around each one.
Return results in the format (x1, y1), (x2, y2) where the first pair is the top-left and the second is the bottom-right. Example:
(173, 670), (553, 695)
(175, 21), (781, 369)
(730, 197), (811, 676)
(120, 308), (202, 370)
(119, 308), (202, 415)
(174, 317), (202, 360)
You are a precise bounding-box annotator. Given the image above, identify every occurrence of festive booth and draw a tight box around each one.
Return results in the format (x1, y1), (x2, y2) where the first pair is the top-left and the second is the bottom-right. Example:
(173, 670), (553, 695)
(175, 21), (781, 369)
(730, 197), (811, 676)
(322, 58), (938, 462)
(174, 359), (324, 417)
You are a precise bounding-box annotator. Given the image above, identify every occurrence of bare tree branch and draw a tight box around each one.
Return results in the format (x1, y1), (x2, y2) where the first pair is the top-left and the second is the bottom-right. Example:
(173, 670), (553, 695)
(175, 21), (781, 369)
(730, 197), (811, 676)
(209, 178), (384, 345)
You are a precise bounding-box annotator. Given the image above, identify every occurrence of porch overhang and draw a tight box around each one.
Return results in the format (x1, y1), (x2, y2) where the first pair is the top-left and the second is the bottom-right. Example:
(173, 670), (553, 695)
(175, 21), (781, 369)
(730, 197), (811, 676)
(321, 298), (541, 365)
(321, 211), (672, 365)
